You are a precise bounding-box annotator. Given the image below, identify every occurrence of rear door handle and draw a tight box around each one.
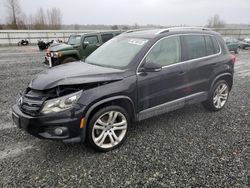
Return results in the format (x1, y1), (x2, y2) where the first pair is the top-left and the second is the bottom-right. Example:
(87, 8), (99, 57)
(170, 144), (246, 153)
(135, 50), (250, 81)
(211, 63), (217, 67)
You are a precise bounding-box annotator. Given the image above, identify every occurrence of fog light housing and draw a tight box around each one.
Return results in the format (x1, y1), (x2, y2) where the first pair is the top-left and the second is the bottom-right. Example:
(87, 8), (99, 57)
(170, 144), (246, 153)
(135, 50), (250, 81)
(54, 127), (64, 135)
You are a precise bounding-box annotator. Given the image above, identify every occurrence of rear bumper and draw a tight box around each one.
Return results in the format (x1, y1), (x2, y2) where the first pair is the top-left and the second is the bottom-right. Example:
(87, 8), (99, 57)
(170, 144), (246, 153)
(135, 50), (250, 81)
(12, 104), (86, 143)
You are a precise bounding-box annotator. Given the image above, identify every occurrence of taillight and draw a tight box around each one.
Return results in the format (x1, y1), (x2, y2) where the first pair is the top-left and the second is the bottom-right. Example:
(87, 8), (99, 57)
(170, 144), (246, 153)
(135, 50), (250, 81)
(230, 54), (236, 64)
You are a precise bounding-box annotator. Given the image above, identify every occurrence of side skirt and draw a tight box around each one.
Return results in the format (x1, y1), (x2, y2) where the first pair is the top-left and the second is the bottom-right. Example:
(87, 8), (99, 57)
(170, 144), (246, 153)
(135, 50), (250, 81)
(137, 92), (208, 121)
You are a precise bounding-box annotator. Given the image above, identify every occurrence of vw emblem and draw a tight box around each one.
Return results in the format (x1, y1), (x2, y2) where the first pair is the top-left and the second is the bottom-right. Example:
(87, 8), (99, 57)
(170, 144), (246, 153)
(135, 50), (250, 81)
(18, 96), (23, 106)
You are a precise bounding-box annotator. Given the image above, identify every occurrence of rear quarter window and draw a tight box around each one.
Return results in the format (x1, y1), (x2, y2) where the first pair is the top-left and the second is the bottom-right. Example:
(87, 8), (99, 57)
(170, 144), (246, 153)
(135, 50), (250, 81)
(211, 37), (220, 53)
(205, 36), (215, 55)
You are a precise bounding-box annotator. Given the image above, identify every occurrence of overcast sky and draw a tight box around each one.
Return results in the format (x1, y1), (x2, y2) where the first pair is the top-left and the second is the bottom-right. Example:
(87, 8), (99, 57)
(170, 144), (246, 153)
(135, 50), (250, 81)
(0, 0), (250, 26)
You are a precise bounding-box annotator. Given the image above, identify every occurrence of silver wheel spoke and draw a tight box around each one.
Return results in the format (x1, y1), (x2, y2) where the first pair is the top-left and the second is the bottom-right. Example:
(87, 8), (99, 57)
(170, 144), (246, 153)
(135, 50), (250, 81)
(108, 132), (115, 145)
(111, 129), (119, 142)
(93, 124), (105, 130)
(113, 120), (127, 127)
(107, 111), (114, 124)
(217, 98), (222, 108)
(219, 85), (227, 94)
(97, 119), (108, 126)
(94, 130), (106, 143)
(213, 96), (218, 103)
(111, 112), (118, 124)
(220, 95), (227, 100)
(98, 132), (108, 146)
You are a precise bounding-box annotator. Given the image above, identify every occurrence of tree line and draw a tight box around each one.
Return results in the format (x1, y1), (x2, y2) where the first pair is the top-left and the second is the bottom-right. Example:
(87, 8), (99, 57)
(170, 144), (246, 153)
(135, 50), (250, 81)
(3, 0), (62, 29)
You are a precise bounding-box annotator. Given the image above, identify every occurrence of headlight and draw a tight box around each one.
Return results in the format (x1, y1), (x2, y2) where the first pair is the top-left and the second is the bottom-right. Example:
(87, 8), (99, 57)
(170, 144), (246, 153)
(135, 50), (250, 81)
(41, 90), (82, 114)
(52, 52), (61, 58)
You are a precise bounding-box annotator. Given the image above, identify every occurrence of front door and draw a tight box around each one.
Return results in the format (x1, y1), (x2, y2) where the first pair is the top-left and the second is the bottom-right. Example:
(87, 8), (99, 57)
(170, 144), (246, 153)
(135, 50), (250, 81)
(137, 36), (189, 119)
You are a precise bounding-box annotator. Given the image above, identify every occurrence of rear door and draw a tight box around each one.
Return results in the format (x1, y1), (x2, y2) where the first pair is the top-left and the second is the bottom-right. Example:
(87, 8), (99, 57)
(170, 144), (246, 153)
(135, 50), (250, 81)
(137, 36), (189, 115)
(182, 34), (221, 95)
(82, 35), (99, 58)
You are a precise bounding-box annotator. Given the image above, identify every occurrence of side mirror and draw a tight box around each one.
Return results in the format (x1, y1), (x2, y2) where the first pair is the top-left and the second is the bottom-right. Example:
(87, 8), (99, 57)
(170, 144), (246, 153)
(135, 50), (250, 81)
(140, 61), (162, 72)
(83, 41), (89, 49)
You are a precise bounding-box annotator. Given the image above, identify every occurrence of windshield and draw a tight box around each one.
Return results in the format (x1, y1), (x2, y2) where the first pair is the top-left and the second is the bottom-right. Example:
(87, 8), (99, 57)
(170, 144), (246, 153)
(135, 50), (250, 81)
(67, 35), (81, 45)
(86, 37), (148, 68)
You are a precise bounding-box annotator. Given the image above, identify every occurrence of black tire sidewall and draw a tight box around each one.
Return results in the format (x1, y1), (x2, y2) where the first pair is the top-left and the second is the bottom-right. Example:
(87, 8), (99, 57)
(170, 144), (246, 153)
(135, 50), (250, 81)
(87, 105), (130, 152)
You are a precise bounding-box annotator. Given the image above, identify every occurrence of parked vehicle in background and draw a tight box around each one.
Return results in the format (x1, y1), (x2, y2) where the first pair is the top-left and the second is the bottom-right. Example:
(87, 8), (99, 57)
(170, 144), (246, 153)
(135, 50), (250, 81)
(241, 38), (250, 49)
(44, 31), (121, 67)
(12, 27), (235, 152)
(37, 40), (54, 50)
(223, 37), (240, 54)
(238, 40), (249, 49)
(17, 39), (29, 46)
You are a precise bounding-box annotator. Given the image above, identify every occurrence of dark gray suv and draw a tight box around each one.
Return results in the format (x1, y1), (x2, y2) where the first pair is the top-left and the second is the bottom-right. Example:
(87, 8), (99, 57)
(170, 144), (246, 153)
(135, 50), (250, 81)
(12, 27), (235, 152)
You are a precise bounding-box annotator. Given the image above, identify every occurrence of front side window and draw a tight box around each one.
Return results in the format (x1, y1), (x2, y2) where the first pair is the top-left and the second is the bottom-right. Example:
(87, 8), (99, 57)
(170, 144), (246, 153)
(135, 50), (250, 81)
(145, 36), (181, 66)
(183, 35), (206, 60)
(84, 36), (99, 45)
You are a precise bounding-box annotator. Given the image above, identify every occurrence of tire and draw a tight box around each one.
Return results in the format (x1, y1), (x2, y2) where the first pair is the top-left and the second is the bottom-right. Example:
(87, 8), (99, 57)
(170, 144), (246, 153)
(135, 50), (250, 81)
(61, 57), (77, 64)
(202, 80), (230, 112)
(87, 106), (130, 152)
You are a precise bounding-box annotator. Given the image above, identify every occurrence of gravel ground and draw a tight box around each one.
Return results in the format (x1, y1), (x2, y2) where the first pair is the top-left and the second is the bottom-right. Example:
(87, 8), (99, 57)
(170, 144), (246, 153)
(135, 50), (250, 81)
(0, 46), (249, 187)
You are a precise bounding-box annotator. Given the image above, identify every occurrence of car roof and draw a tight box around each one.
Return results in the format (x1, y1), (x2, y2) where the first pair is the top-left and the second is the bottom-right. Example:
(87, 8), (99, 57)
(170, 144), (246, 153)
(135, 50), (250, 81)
(70, 30), (122, 37)
(121, 27), (220, 39)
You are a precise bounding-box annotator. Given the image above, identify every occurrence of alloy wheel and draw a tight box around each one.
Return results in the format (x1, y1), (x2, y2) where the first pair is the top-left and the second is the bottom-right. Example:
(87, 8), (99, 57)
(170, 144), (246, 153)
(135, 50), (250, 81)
(92, 111), (128, 149)
(213, 83), (229, 109)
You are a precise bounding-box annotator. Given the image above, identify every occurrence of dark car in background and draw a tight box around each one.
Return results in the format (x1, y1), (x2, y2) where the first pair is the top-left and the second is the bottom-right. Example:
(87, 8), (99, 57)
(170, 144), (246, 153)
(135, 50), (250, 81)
(45, 31), (121, 67)
(12, 27), (235, 152)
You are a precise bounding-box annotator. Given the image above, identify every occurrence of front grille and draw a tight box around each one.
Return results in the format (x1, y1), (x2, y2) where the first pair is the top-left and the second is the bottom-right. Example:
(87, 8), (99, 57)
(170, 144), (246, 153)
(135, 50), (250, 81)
(20, 95), (44, 116)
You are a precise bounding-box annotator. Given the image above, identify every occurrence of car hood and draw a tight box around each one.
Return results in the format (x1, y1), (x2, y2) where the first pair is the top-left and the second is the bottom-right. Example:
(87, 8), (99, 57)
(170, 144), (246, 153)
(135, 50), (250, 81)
(30, 61), (125, 90)
(49, 43), (74, 52)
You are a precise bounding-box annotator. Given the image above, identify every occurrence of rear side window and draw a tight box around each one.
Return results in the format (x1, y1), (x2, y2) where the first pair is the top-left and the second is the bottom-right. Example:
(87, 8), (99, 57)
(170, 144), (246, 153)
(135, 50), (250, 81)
(204, 36), (215, 55)
(211, 37), (220, 53)
(183, 35), (206, 60)
(101, 34), (113, 43)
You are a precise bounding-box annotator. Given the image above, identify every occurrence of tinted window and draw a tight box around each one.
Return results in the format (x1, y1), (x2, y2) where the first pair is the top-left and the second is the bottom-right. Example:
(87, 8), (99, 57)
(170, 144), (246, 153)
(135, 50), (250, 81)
(211, 37), (220, 53)
(205, 36), (215, 55)
(145, 36), (181, 66)
(101, 34), (113, 43)
(84, 36), (99, 45)
(183, 35), (206, 60)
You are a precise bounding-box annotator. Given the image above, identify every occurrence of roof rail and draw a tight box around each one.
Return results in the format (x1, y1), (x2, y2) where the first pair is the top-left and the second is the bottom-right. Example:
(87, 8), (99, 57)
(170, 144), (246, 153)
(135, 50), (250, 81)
(125, 28), (156, 33)
(156, 27), (211, 34)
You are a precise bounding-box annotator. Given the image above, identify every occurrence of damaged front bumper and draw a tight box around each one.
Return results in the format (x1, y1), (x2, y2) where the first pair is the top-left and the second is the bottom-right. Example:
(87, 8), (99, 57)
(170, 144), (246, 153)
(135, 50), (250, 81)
(12, 104), (86, 143)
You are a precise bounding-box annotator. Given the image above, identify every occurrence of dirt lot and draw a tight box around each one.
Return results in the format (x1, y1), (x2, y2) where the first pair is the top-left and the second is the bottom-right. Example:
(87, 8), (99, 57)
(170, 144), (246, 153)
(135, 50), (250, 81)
(0, 46), (249, 187)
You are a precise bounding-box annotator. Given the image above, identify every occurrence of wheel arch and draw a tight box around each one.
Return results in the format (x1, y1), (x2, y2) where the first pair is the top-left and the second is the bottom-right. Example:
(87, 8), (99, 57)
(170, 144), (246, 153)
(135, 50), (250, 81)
(81, 96), (136, 142)
(210, 73), (233, 91)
